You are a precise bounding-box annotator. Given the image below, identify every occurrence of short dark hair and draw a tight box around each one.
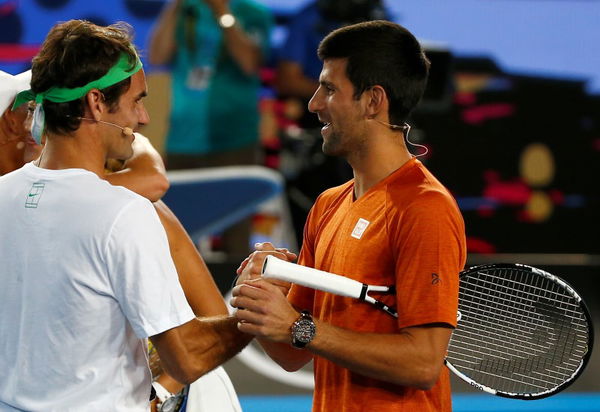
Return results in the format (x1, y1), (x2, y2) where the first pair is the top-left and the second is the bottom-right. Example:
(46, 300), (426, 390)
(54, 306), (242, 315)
(30, 20), (138, 135)
(318, 20), (430, 124)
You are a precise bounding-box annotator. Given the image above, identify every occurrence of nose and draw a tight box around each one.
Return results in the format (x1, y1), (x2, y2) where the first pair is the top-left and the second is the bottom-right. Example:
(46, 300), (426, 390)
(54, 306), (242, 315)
(308, 86), (323, 114)
(137, 102), (150, 126)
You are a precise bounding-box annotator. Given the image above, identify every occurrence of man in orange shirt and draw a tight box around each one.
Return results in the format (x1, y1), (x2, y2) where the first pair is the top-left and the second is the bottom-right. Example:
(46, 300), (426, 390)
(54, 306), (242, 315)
(231, 20), (466, 411)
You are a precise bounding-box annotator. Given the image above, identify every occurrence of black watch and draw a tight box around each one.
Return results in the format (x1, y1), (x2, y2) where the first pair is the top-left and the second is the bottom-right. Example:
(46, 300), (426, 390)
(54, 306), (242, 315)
(291, 310), (316, 349)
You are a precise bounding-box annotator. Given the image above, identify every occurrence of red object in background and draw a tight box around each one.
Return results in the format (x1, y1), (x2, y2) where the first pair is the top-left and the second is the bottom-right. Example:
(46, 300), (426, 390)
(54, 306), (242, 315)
(466, 237), (497, 254)
(0, 44), (40, 62)
(476, 205), (496, 218)
(260, 67), (276, 85)
(548, 189), (565, 205)
(461, 103), (515, 125)
(483, 170), (531, 206)
(454, 92), (477, 106)
(0, 0), (17, 15)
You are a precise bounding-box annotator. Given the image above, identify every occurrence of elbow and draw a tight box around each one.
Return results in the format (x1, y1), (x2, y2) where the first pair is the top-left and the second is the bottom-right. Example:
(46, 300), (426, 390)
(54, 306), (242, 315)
(281, 362), (303, 373)
(273, 356), (309, 373)
(142, 169), (170, 202)
(384, 357), (443, 389)
(149, 174), (170, 201)
(411, 363), (443, 391)
(165, 358), (213, 385)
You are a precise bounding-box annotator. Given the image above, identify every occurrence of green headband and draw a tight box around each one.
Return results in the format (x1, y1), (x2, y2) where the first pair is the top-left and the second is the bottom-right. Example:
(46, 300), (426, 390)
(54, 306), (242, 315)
(13, 52), (143, 109)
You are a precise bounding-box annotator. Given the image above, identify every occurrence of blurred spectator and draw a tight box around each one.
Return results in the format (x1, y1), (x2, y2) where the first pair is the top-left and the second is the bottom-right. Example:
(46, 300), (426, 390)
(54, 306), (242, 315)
(148, 0), (273, 256)
(276, 0), (387, 128)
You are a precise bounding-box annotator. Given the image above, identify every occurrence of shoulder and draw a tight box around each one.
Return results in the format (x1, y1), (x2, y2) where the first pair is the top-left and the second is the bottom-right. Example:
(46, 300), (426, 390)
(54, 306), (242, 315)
(78, 176), (155, 226)
(385, 160), (461, 218)
(311, 180), (353, 215)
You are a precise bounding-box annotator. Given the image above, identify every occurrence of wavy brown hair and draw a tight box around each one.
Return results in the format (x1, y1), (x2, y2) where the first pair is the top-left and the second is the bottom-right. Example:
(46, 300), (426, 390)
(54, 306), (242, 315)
(30, 20), (139, 135)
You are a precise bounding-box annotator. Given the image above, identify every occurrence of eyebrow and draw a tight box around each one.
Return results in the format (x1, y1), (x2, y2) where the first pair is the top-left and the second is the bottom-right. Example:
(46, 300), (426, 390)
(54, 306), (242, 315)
(319, 80), (335, 89)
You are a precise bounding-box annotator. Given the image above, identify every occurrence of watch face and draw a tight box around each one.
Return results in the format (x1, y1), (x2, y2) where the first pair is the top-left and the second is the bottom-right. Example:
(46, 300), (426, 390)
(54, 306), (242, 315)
(294, 318), (316, 343)
(159, 394), (182, 412)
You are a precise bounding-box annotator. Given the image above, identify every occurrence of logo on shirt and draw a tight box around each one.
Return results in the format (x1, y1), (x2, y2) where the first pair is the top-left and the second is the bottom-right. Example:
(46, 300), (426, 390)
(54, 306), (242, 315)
(25, 182), (45, 209)
(431, 273), (441, 285)
(351, 218), (370, 239)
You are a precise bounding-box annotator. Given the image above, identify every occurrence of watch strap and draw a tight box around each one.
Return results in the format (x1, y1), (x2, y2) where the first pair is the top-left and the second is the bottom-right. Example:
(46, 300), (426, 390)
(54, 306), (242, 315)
(152, 381), (173, 404)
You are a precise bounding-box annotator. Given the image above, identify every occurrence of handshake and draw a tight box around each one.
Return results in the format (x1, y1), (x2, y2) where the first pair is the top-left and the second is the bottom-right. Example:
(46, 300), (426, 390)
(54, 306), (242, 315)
(229, 242), (301, 344)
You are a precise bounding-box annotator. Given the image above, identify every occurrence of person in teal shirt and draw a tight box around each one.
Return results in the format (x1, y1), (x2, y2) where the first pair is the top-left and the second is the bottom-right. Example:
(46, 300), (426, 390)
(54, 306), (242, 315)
(149, 0), (273, 257)
(150, 0), (272, 167)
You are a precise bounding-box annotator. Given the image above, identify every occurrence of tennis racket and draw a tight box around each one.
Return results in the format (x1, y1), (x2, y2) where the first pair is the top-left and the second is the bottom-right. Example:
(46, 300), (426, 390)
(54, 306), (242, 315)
(261, 255), (594, 400)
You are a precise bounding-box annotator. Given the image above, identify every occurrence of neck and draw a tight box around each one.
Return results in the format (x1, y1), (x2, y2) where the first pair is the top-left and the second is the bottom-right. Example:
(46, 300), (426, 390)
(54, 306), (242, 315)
(349, 128), (413, 200)
(36, 129), (107, 177)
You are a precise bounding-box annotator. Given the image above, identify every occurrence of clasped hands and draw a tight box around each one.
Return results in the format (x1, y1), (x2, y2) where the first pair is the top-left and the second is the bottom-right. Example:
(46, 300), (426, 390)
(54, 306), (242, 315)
(230, 242), (301, 343)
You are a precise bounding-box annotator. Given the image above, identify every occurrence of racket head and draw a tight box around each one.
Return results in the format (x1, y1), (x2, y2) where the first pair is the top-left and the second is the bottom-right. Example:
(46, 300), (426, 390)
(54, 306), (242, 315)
(446, 263), (594, 400)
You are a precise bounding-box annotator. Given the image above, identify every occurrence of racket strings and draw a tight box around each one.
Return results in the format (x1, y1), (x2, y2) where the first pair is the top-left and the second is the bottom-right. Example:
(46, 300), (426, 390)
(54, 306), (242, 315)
(457, 278), (588, 351)
(447, 267), (591, 396)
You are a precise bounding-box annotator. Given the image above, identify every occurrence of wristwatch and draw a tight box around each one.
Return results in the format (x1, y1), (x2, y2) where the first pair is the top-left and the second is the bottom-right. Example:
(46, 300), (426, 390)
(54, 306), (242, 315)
(152, 381), (183, 412)
(218, 13), (236, 29)
(291, 310), (316, 349)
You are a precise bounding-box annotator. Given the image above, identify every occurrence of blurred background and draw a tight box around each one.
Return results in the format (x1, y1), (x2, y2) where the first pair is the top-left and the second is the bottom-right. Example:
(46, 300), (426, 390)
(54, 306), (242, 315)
(2, 0), (598, 410)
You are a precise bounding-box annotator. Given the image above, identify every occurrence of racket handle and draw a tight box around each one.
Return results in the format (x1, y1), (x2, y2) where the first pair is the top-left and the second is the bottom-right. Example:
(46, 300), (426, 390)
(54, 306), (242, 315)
(262, 255), (364, 299)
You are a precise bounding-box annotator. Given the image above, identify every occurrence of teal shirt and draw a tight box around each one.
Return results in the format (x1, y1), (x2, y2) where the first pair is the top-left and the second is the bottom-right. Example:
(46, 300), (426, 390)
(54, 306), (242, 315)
(166, 0), (272, 155)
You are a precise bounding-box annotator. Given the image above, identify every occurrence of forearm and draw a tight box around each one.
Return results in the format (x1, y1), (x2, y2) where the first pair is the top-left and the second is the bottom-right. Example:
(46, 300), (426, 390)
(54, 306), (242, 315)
(306, 322), (451, 389)
(148, 0), (182, 65)
(152, 315), (253, 384)
(233, 279), (450, 389)
(210, 4), (262, 75)
(222, 26), (262, 75)
(257, 338), (313, 372)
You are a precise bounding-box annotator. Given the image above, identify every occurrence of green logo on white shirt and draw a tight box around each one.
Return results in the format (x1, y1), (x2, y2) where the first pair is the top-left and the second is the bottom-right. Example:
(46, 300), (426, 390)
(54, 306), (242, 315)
(25, 182), (45, 208)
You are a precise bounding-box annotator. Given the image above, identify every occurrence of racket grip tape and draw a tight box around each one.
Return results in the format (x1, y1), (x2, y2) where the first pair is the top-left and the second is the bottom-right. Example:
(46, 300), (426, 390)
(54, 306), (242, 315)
(262, 255), (365, 299)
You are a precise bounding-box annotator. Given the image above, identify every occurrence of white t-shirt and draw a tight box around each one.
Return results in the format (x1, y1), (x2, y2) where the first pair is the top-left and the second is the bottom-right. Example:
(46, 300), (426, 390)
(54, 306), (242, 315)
(0, 163), (195, 411)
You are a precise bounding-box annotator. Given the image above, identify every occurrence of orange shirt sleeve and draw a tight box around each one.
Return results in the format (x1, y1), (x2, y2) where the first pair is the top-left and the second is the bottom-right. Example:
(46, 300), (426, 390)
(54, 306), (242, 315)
(287, 199), (318, 311)
(389, 190), (466, 329)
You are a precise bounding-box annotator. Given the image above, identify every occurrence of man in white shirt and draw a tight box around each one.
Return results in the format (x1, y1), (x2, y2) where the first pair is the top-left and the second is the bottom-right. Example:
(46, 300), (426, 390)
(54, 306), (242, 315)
(0, 19), (251, 411)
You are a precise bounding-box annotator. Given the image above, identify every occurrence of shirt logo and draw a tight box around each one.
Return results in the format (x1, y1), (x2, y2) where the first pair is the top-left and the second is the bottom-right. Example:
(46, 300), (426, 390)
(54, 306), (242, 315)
(351, 218), (370, 239)
(25, 182), (45, 209)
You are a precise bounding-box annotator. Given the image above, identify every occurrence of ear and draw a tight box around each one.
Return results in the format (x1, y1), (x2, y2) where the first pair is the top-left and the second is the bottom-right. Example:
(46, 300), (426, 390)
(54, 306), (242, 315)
(364, 85), (387, 119)
(85, 89), (105, 121)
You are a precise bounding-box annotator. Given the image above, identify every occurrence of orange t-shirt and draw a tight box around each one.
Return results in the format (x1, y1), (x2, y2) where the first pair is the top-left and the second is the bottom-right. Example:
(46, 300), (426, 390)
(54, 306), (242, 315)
(288, 158), (466, 412)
